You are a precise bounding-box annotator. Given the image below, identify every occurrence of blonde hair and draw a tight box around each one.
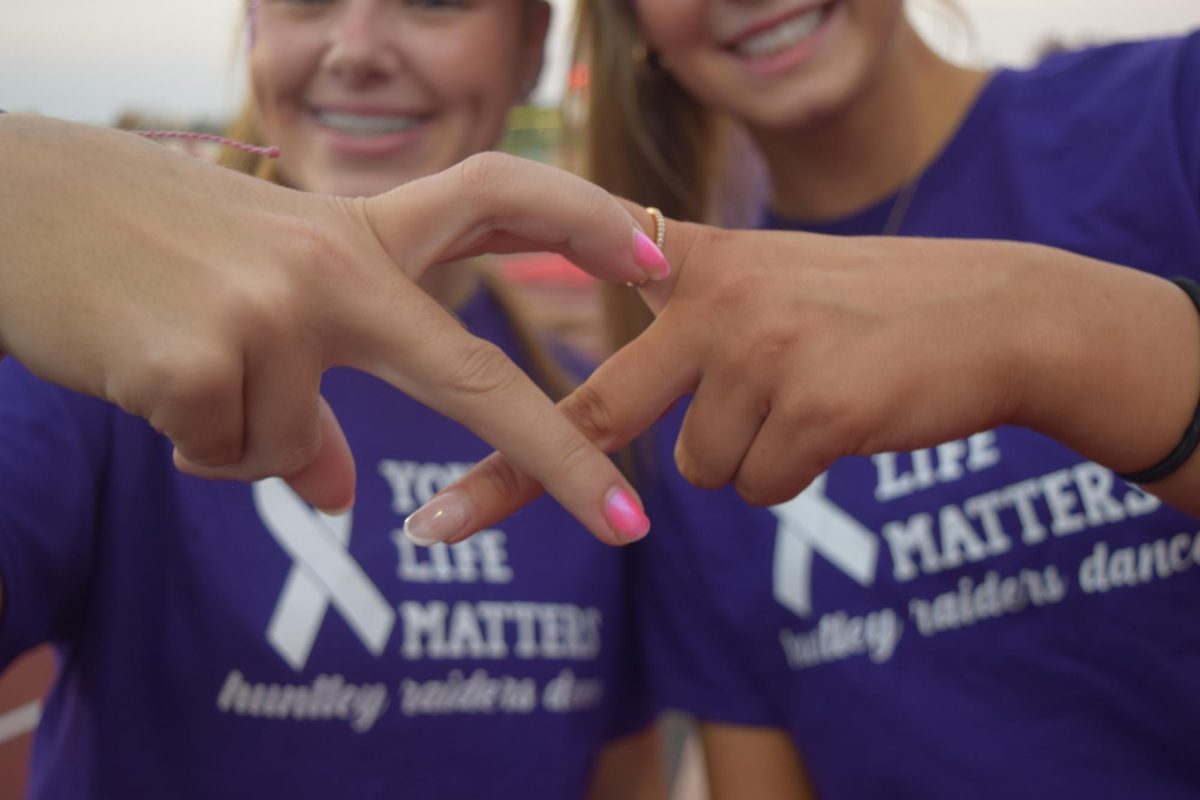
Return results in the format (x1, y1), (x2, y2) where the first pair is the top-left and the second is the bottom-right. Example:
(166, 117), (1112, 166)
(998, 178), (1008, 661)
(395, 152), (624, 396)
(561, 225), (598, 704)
(574, 1), (724, 224)
(220, 0), (575, 401)
(574, 0), (733, 352)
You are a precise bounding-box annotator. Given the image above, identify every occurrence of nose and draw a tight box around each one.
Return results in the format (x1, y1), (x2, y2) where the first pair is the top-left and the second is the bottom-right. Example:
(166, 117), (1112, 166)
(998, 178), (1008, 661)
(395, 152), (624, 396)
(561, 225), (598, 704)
(323, 0), (401, 83)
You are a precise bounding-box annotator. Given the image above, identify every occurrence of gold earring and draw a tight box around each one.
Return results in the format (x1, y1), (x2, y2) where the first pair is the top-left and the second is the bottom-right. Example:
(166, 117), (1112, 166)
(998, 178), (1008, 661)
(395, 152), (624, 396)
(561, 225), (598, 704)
(632, 42), (663, 75)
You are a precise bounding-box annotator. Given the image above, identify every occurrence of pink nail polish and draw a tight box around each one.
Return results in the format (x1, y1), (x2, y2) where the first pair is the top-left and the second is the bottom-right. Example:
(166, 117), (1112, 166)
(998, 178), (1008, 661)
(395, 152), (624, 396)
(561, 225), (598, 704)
(633, 229), (671, 280)
(604, 488), (651, 542)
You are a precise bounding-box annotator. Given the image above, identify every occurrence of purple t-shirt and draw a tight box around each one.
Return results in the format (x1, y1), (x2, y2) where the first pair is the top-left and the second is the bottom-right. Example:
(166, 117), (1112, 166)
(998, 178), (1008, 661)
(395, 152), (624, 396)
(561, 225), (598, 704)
(639, 35), (1200, 798)
(0, 288), (643, 798)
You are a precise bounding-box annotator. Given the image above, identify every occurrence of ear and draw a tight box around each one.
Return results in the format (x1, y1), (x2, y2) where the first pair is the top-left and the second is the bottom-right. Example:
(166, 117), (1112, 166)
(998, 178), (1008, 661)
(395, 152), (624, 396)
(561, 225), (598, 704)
(519, 0), (553, 99)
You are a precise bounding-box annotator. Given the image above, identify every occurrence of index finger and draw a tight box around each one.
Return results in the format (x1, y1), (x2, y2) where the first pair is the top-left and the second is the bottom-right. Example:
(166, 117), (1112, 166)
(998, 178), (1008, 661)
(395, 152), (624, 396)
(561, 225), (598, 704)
(406, 314), (701, 545)
(365, 153), (671, 287)
(338, 274), (654, 546)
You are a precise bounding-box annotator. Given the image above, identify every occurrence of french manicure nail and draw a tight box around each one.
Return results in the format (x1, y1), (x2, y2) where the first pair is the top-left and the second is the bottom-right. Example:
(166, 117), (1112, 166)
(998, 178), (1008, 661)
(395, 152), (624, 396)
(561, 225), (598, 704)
(633, 229), (671, 281)
(603, 487), (651, 543)
(316, 494), (352, 520)
(318, 502), (354, 519)
(404, 491), (468, 546)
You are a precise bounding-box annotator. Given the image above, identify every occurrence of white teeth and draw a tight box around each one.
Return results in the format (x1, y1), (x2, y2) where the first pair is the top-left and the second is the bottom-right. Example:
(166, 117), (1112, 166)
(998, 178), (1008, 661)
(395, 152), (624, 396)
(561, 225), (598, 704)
(316, 111), (421, 135)
(735, 9), (824, 58)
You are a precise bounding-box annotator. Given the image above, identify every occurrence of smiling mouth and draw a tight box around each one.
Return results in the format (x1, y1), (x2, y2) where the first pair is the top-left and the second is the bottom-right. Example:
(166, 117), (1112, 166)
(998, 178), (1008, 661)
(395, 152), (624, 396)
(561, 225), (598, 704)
(314, 110), (427, 137)
(727, 2), (836, 60)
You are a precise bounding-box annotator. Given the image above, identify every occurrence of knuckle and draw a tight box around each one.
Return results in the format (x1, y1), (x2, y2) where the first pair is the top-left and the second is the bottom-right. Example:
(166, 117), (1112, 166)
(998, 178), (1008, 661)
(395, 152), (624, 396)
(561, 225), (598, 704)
(111, 343), (191, 416)
(177, 436), (244, 470)
(140, 353), (244, 466)
(283, 216), (358, 286)
(108, 358), (164, 421)
(754, 326), (802, 365)
(673, 440), (711, 489)
(732, 454), (800, 506)
(802, 382), (865, 456)
(561, 384), (618, 449)
(673, 424), (726, 489)
(219, 268), (313, 347)
(444, 339), (518, 397)
(160, 356), (241, 411)
(549, 433), (597, 480)
(265, 432), (324, 481)
(735, 475), (794, 508)
(679, 460), (724, 491)
(576, 180), (612, 223)
(456, 151), (513, 202)
(477, 456), (527, 508)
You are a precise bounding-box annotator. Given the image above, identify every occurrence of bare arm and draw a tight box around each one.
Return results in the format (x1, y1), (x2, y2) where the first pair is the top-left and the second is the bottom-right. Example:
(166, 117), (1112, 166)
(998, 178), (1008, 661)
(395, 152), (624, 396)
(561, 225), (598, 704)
(699, 723), (816, 800)
(587, 725), (668, 800)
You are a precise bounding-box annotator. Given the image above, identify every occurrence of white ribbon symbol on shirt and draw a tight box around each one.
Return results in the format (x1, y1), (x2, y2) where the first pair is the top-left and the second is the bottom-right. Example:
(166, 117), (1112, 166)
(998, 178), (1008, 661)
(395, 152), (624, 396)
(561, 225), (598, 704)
(770, 474), (880, 617)
(254, 479), (396, 671)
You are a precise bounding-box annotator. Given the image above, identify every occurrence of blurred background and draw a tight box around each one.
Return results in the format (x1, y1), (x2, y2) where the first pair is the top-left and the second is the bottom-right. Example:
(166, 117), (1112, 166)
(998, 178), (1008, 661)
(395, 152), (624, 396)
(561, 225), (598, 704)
(2, 1), (1200, 797)
(6, 0), (1200, 125)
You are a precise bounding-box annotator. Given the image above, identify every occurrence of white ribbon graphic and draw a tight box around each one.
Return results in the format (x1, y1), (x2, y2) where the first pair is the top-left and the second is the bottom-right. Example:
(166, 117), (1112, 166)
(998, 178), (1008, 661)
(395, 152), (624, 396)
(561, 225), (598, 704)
(254, 479), (396, 671)
(771, 474), (880, 617)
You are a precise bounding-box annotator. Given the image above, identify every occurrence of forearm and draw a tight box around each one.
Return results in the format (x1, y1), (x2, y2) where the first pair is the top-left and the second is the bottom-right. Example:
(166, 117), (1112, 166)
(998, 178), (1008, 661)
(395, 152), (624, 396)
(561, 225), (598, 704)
(699, 723), (815, 800)
(1003, 245), (1200, 514)
(586, 725), (666, 800)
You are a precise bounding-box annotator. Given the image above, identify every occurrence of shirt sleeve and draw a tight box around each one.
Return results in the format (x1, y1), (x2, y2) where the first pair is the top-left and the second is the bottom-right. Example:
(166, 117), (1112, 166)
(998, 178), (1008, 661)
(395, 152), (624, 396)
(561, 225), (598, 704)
(1171, 33), (1200, 211)
(0, 359), (112, 669)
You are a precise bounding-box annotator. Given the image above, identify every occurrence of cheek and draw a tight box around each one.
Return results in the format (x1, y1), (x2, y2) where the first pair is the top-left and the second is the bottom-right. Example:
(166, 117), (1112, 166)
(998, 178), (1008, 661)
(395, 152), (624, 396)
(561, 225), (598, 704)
(636, 0), (707, 55)
(634, 0), (723, 103)
(249, 33), (317, 127)
(848, 0), (906, 50)
(248, 49), (276, 114)
(412, 27), (525, 119)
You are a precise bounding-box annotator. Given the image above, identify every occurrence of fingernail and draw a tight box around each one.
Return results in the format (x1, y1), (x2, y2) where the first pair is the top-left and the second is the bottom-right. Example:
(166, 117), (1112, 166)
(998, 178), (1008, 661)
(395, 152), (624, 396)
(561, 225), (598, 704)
(633, 229), (670, 281)
(316, 491), (355, 517)
(404, 491), (468, 546)
(318, 502), (354, 519)
(603, 487), (650, 543)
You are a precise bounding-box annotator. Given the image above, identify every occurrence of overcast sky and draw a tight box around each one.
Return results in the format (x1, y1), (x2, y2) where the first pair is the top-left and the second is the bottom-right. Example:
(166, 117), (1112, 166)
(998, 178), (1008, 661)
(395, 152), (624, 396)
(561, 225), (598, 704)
(3, 0), (1199, 125)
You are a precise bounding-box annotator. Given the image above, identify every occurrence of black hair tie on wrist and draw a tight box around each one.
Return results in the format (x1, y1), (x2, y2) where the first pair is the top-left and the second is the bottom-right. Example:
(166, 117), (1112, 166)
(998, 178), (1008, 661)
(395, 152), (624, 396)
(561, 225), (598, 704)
(1117, 276), (1200, 485)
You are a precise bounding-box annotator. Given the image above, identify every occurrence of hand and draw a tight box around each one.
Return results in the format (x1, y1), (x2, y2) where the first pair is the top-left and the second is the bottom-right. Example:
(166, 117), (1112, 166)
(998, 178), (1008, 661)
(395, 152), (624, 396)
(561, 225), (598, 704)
(416, 209), (1200, 543)
(0, 115), (669, 544)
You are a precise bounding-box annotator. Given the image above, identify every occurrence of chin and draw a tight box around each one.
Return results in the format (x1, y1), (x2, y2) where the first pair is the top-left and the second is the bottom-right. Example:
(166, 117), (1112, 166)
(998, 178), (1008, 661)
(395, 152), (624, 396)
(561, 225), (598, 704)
(752, 75), (864, 131)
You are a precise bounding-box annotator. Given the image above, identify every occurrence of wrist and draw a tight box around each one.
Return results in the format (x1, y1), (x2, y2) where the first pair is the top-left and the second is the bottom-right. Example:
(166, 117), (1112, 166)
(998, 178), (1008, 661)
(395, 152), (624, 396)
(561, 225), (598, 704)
(1012, 249), (1200, 473)
(1115, 277), (1200, 483)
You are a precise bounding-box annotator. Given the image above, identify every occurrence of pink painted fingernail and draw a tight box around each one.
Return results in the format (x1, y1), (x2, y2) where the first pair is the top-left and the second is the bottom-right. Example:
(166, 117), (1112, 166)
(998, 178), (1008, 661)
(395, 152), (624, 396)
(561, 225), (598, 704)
(603, 487), (650, 543)
(404, 491), (468, 546)
(633, 229), (671, 280)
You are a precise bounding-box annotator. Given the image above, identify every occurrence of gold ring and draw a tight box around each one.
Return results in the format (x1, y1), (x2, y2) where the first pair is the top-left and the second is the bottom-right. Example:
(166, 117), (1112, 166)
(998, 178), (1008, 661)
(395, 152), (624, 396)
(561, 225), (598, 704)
(646, 206), (666, 252)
